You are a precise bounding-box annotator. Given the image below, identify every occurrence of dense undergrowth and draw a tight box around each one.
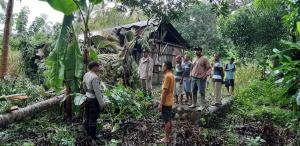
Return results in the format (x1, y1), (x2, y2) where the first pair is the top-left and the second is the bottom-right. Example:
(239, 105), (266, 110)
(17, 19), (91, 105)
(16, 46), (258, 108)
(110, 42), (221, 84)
(0, 76), (47, 114)
(1, 65), (300, 146)
(226, 65), (300, 145)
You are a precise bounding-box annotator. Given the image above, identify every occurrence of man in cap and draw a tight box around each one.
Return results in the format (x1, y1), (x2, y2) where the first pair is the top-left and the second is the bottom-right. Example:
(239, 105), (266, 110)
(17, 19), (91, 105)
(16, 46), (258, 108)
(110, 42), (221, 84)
(189, 47), (212, 111)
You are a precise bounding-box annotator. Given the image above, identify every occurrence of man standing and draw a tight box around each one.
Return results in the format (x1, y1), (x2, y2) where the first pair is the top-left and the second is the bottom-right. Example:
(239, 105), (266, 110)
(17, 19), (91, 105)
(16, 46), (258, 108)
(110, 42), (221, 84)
(138, 50), (154, 98)
(83, 61), (106, 139)
(158, 61), (175, 143)
(212, 53), (224, 106)
(174, 55), (184, 104)
(225, 58), (236, 96)
(189, 47), (212, 111)
(181, 55), (192, 105)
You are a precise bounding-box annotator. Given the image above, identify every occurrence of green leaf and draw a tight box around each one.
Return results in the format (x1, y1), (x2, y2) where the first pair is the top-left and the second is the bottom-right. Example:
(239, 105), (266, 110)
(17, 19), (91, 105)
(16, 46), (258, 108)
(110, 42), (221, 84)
(41, 0), (78, 15)
(45, 15), (83, 93)
(45, 15), (74, 91)
(90, 0), (103, 5)
(281, 40), (300, 49)
(106, 139), (121, 146)
(74, 94), (87, 106)
(22, 142), (35, 146)
(89, 48), (99, 61)
(112, 124), (120, 132)
(296, 91), (300, 105)
(297, 21), (300, 34)
(272, 48), (280, 53)
(63, 26), (84, 93)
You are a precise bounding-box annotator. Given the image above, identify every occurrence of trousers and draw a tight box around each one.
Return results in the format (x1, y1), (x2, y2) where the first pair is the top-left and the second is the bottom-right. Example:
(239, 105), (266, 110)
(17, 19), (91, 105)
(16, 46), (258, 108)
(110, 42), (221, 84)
(191, 77), (207, 107)
(84, 98), (100, 138)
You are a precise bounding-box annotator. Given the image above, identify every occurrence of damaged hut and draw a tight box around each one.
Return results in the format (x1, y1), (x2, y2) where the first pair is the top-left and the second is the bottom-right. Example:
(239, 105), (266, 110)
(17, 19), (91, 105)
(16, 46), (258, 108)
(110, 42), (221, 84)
(89, 20), (189, 85)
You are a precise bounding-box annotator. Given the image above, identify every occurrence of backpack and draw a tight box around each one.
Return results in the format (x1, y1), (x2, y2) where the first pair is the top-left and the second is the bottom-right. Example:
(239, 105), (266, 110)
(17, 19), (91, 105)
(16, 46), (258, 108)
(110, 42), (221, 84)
(225, 63), (235, 71)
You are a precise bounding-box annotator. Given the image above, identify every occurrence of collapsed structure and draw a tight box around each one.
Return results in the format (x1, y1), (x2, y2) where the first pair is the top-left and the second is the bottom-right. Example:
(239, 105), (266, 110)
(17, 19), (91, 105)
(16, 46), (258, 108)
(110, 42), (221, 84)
(90, 20), (189, 84)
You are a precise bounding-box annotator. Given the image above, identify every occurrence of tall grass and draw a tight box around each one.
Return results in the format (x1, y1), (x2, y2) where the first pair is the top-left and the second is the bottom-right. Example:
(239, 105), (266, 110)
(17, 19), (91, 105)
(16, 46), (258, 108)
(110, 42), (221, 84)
(0, 50), (25, 76)
(206, 64), (260, 96)
(234, 64), (260, 92)
(232, 65), (298, 126)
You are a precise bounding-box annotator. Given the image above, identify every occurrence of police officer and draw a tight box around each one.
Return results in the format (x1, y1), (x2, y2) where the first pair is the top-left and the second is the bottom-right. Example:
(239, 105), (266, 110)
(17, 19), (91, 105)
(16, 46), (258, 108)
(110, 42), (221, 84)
(83, 61), (106, 138)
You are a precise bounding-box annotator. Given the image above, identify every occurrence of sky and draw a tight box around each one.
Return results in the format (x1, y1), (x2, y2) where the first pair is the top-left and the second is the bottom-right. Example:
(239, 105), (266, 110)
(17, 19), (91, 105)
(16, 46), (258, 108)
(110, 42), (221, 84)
(13, 0), (64, 25)
(0, 0), (116, 32)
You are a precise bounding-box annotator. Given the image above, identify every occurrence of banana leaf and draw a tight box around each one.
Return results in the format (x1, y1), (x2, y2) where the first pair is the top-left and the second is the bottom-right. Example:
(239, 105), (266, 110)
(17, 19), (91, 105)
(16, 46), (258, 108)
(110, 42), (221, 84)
(41, 0), (78, 15)
(45, 15), (83, 92)
(64, 26), (84, 93)
(90, 0), (103, 5)
(45, 15), (73, 91)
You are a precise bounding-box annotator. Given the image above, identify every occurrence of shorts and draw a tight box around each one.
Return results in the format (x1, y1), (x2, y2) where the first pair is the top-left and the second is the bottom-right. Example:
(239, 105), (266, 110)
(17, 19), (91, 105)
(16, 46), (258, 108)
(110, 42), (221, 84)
(174, 81), (183, 96)
(162, 106), (172, 122)
(183, 77), (191, 93)
(225, 79), (235, 87)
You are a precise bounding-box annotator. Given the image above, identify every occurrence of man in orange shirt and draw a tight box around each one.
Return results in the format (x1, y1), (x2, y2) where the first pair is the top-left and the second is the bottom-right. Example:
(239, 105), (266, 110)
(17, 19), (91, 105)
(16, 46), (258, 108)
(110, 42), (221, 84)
(158, 61), (175, 143)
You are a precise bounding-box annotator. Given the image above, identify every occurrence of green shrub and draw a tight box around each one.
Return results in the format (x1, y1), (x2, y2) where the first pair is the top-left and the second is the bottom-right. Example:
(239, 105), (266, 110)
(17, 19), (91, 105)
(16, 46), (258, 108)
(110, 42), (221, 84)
(234, 79), (298, 126)
(47, 126), (76, 146)
(101, 84), (156, 132)
(0, 76), (47, 113)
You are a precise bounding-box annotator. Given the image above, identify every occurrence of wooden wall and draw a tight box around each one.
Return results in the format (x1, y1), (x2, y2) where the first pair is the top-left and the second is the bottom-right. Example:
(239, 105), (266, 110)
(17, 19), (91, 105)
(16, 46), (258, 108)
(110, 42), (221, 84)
(151, 42), (184, 85)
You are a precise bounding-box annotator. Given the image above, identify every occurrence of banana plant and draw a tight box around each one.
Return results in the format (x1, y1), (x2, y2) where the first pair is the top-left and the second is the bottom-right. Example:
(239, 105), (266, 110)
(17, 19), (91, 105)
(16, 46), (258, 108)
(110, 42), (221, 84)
(41, 0), (103, 121)
(45, 15), (83, 93)
(42, 0), (104, 91)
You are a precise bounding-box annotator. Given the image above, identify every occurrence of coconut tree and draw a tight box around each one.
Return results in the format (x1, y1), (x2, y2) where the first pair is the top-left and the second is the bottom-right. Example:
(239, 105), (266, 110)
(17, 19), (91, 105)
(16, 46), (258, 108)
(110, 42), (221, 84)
(0, 0), (13, 78)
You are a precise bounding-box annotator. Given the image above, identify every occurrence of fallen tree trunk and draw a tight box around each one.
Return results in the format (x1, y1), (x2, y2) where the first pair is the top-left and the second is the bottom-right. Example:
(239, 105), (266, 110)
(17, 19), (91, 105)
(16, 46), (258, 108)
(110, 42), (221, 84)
(0, 94), (65, 127)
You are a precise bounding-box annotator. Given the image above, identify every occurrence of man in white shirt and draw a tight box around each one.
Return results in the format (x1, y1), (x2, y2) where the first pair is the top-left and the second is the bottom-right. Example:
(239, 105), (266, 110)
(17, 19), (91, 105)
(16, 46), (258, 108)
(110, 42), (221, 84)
(212, 53), (224, 106)
(138, 50), (154, 98)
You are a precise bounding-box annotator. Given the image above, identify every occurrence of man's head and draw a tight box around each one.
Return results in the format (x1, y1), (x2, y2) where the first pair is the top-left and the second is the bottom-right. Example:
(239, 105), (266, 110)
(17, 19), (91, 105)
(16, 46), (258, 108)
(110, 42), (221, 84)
(88, 61), (100, 73)
(175, 55), (182, 63)
(194, 47), (203, 57)
(230, 58), (235, 64)
(163, 61), (172, 72)
(214, 53), (220, 60)
(184, 54), (190, 62)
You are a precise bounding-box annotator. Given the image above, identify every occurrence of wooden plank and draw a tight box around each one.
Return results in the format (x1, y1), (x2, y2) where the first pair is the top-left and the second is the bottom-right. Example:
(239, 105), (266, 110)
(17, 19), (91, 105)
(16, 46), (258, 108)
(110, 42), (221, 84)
(154, 39), (186, 49)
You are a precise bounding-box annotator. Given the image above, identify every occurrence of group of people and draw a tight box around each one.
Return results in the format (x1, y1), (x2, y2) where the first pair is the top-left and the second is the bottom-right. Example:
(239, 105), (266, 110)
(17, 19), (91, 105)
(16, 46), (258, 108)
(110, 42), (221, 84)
(155, 47), (236, 143)
(81, 47), (236, 143)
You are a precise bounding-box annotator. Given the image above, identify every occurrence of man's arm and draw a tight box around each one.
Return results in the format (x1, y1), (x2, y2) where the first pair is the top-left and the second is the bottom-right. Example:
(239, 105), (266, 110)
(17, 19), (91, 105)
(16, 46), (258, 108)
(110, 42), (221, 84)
(161, 88), (169, 105)
(148, 58), (154, 79)
(205, 59), (212, 77)
(160, 76), (170, 105)
(232, 64), (236, 72)
(138, 59), (142, 76)
(180, 64), (185, 83)
(92, 78), (105, 108)
(225, 64), (230, 71)
(220, 66), (224, 80)
(82, 79), (87, 92)
(181, 73), (184, 84)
